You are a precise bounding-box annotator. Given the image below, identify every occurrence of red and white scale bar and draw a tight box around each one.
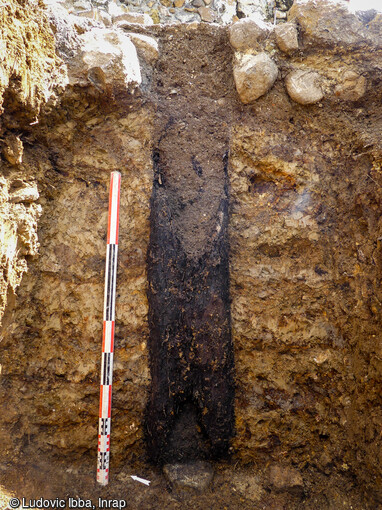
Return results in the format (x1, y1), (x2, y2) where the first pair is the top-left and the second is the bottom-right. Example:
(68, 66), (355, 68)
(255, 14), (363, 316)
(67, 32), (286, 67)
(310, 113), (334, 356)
(97, 171), (121, 486)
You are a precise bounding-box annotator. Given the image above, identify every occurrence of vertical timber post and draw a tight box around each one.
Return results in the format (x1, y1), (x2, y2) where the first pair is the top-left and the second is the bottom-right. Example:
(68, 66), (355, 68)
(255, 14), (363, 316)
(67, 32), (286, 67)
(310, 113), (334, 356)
(97, 171), (121, 485)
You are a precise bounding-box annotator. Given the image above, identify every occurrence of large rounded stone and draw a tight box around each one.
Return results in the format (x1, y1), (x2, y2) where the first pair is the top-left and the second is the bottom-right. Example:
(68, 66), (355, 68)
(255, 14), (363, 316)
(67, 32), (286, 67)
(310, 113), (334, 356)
(233, 52), (278, 104)
(229, 17), (270, 52)
(285, 70), (323, 105)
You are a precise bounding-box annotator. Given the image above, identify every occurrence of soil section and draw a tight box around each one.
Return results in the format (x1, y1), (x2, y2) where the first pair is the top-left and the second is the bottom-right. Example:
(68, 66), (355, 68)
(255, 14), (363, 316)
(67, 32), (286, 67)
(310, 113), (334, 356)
(0, 4), (381, 508)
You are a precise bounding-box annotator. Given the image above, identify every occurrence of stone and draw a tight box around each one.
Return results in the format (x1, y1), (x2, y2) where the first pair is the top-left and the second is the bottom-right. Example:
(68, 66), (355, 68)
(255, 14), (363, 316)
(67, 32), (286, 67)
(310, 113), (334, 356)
(174, 0), (185, 6)
(233, 52), (278, 104)
(285, 69), (323, 105)
(275, 22), (299, 53)
(73, 0), (92, 11)
(45, 2), (81, 58)
(9, 184), (39, 204)
(275, 10), (287, 19)
(75, 7), (112, 25)
(356, 9), (378, 24)
(236, 0), (268, 19)
(163, 461), (214, 490)
(67, 27), (141, 92)
(98, 9), (112, 26)
(334, 70), (366, 102)
(159, 5), (171, 16)
(268, 465), (304, 493)
(198, 6), (215, 22)
(288, 0), (369, 48)
(2, 135), (23, 166)
(192, 0), (204, 7)
(127, 33), (159, 64)
(149, 8), (161, 23)
(107, 0), (128, 17)
(175, 10), (199, 22)
(112, 12), (154, 25)
(231, 471), (264, 502)
(217, 0), (237, 24)
(229, 17), (270, 52)
(276, 1), (289, 11)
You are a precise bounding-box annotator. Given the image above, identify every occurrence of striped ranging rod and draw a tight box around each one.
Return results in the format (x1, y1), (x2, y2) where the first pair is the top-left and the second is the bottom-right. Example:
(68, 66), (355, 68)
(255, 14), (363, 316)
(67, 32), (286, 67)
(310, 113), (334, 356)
(97, 171), (121, 486)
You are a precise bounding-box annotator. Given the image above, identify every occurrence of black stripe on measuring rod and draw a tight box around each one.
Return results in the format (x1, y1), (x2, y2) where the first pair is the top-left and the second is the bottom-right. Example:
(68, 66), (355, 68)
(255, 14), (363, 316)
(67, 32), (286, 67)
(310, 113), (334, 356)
(105, 244), (112, 320)
(98, 452), (108, 470)
(102, 353), (111, 385)
(106, 352), (111, 385)
(106, 244), (116, 321)
(105, 245), (110, 321)
(100, 417), (110, 435)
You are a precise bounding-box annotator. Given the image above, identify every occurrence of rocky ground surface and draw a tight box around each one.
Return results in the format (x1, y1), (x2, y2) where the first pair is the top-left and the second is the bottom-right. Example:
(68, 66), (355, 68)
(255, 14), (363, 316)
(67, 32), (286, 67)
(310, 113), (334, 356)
(0, 0), (381, 508)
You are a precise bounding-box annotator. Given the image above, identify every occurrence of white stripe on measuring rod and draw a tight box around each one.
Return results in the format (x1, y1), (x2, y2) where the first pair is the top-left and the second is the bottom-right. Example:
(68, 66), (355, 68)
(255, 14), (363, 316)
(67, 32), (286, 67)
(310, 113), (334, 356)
(103, 321), (113, 353)
(99, 434), (110, 451)
(100, 384), (111, 418)
(109, 174), (120, 245)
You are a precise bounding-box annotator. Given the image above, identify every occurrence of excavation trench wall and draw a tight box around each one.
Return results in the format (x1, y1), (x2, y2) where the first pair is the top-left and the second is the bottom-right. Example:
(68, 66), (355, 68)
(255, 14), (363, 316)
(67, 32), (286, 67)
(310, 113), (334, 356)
(0, 0), (381, 502)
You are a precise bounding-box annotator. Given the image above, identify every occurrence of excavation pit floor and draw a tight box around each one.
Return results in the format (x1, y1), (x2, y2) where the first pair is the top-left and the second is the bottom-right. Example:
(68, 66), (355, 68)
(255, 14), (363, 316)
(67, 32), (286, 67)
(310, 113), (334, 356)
(0, 456), (375, 510)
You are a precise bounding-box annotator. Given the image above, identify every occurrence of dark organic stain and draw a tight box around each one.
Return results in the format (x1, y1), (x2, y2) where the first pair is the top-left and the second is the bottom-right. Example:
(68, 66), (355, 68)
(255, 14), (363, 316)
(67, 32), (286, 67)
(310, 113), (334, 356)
(145, 144), (234, 466)
(248, 175), (277, 194)
(258, 243), (281, 258)
(315, 265), (328, 276)
(48, 151), (67, 176)
(152, 148), (164, 187)
(191, 155), (203, 177)
(144, 26), (235, 466)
